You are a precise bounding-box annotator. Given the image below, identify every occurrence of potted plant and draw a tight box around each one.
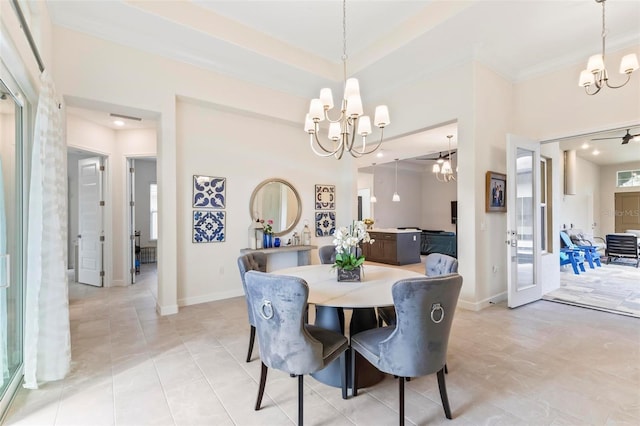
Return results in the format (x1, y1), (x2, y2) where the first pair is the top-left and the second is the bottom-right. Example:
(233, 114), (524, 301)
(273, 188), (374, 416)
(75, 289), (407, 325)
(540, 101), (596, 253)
(332, 221), (374, 281)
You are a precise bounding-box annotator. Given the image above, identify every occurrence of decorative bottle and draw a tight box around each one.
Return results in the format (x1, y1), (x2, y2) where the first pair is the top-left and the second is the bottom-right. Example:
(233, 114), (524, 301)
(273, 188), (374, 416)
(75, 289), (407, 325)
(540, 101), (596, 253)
(302, 221), (311, 246)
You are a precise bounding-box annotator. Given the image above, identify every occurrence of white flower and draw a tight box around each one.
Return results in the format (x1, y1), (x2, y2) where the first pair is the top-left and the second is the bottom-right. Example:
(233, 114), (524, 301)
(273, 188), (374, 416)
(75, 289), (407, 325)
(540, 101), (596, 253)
(332, 221), (374, 254)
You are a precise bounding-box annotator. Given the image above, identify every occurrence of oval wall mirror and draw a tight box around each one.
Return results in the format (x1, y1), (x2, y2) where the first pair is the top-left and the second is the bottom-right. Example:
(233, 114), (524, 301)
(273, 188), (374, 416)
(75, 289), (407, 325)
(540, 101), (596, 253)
(249, 178), (302, 236)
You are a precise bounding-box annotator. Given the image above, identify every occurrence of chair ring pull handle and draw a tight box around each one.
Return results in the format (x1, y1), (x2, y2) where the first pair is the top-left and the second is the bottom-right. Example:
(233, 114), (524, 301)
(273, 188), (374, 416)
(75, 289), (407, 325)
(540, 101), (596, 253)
(260, 300), (274, 320)
(431, 303), (444, 324)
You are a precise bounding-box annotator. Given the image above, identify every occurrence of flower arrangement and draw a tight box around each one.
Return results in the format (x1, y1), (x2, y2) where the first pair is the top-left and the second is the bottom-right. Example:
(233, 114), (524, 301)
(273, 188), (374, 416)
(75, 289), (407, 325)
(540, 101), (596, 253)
(261, 219), (274, 235)
(332, 221), (374, 271)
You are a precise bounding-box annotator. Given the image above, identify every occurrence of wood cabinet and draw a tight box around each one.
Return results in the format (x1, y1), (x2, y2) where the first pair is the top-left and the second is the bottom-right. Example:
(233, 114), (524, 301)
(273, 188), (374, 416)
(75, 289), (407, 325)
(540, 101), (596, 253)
(363, 231), (421, 265)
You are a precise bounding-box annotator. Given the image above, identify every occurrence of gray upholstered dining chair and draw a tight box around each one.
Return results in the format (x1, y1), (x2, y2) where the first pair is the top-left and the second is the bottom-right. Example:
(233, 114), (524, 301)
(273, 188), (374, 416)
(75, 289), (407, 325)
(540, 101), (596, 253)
(318, 245), (337, 264)
(237, 252), (268, 362)
(351, 274), (463, 425)
(245, 270), (349, 426)
(378, 253), (458, 327)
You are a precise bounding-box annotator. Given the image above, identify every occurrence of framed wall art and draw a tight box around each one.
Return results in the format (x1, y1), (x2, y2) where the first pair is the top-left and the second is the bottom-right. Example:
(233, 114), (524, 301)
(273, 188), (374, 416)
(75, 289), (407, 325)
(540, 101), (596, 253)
(485, 171), (506, 212)
(315, 211), (336, 237)
(193, 210), (226, 243)
(315, 184), (335, 210)
(193, 175), (226, 209)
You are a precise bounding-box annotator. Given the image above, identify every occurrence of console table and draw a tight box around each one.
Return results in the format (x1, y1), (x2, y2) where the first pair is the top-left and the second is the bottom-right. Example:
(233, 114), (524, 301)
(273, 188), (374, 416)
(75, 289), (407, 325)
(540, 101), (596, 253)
(240, 245), (317, 269)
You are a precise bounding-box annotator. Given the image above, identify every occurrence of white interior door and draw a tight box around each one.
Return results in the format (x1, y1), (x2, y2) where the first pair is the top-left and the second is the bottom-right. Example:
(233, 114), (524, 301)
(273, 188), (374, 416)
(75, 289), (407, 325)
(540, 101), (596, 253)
(78, 157), (103, 286)
(507, 135), (541, 308)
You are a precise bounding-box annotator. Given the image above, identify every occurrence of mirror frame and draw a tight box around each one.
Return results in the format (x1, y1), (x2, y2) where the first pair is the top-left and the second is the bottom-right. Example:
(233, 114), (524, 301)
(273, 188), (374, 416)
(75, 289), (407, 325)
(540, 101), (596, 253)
(249, 178), (302, 236)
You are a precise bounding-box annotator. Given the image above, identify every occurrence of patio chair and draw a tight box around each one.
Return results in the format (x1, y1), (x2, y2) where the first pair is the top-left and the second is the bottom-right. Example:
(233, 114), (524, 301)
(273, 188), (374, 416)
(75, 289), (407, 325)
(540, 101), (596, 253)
(560, 231), (601, 268)
(560, 248), (586, 274)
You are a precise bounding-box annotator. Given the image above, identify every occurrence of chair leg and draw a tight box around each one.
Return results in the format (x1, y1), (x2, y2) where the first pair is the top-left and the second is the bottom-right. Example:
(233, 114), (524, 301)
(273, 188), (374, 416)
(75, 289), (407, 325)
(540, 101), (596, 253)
(444, 363), (448, 374)
(298, 375), (304, 426)
(255, 362), (268, 411)
(351, 347), (358, 397)
(246, 325), (256, 363)
(340, 351), (347, 399)
(399, 376), (405, 426)
(436, 368), (452, 419)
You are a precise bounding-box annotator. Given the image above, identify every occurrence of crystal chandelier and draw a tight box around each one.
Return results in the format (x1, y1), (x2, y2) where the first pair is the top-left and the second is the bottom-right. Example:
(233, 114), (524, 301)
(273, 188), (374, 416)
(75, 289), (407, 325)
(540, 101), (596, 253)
(432, 135), (456, 182)
(304, 0), (390, 159)
(578, 0), (639, 95)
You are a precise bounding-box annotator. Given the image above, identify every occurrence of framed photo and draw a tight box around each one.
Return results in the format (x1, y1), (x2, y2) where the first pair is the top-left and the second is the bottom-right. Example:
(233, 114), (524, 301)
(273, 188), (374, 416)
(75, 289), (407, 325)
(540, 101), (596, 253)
(485, 171), (506, 212)
(193, 175), (226, 209)
(315, 184), (335, 210)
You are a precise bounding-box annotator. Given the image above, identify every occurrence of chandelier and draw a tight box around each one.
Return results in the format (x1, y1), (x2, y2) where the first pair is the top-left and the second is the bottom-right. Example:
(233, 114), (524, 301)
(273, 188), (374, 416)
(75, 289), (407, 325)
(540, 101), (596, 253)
(304, 0), (390, 159)
(578, 0), (639, 95)
(432, 135), (456, 182)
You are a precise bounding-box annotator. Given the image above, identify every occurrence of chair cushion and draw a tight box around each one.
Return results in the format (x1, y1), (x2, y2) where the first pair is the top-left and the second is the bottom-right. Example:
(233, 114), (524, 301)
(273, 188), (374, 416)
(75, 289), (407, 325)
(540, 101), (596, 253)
(306, 325), (348, 365)
(350, 326), (395, 372)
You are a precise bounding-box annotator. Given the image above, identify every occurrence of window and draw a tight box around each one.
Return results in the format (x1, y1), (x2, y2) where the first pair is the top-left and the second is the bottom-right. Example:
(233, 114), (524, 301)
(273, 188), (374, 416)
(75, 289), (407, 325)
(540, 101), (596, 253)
(150, 183), (158, 240)
(540, 158), (552, 253)
(617, 170), (640, 187)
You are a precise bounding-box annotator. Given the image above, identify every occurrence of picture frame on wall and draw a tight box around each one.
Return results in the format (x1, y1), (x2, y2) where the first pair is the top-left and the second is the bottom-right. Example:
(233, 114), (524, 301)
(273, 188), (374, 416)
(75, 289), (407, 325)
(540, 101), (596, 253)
(193, 175), (226, 209)
(485, 171), (506, 212)
(315, 184), (335, 210)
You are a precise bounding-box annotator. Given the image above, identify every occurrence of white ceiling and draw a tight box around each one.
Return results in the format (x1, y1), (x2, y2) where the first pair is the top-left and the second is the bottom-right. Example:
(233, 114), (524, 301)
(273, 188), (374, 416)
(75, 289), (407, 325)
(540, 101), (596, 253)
(48, 0), (640, 167)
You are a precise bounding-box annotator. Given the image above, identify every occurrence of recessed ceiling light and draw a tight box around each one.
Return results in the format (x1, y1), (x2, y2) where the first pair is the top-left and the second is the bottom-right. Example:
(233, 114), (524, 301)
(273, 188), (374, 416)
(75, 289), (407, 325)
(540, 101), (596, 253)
(581, 142), (590, 149)
(592, 149), (600, 155)
(113, 120), (125, 127)
(376, 151), (384, 158)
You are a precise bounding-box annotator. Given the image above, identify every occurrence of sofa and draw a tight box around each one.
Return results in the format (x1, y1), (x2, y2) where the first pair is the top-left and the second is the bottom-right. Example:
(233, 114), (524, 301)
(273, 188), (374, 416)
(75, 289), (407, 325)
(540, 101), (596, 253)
(420, 230), (457, 258)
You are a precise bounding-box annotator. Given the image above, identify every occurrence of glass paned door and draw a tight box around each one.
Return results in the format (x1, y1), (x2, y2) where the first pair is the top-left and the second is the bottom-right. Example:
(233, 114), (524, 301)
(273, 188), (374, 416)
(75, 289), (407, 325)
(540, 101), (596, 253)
(507, 135), (541, 308)
(0, 78), (25, 418)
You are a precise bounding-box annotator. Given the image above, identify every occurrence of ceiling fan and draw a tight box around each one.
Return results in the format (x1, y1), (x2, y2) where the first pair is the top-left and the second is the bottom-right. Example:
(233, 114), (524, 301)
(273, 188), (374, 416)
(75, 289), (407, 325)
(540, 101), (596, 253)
(591, 129), (640, 145)
(415, 150), (456, 162)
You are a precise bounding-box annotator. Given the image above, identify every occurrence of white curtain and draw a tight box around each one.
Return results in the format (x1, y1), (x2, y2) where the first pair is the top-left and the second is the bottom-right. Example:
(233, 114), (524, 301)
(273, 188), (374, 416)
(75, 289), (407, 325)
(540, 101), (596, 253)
(23, 70), (70, 389)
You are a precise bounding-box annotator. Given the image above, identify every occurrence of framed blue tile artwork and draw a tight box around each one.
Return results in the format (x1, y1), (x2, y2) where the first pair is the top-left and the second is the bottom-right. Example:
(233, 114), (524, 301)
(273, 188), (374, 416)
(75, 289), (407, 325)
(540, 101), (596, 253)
(193, 175), (226, 209)
(315, 211), (336, 237)
(315, 184), (335, 210)
(193, 210), (226, 243)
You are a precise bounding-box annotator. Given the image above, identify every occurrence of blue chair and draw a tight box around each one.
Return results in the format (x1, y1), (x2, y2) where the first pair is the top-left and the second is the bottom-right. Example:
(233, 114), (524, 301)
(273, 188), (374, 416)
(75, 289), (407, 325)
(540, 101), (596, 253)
(560, 231), (601, 268)
(350, 274), (463, 425)
(560, 248), (586, 274)
(245, 271), (349, 425)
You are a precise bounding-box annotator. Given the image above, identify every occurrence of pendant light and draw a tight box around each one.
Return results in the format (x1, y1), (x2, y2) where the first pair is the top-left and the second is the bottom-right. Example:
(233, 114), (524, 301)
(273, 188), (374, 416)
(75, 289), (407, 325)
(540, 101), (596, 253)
(370, 163), (377, 203)
(392, 159), (400, 202)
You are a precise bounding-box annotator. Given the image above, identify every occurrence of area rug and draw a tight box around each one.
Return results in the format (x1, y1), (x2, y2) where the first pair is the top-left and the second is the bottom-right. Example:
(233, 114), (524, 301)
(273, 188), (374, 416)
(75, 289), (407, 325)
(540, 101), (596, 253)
(543, 262), (640, 318)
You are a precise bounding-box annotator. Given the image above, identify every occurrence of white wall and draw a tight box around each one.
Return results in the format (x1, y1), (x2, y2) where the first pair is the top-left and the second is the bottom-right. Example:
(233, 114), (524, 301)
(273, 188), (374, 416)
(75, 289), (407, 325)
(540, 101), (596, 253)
(421, 169), (457, 232)
(175, 98), (353, 305)
(369, 163), (423, 229)
(559, 156), (600, 234)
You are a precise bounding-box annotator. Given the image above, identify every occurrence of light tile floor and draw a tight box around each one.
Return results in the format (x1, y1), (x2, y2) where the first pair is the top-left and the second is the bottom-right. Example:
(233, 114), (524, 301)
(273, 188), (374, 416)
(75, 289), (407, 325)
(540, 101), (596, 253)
(4, 262), (640, 426)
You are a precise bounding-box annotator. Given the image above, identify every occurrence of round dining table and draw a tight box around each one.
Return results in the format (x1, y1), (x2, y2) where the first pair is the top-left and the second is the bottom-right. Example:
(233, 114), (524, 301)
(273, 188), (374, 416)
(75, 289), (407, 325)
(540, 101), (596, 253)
(274, 263), (424, 389)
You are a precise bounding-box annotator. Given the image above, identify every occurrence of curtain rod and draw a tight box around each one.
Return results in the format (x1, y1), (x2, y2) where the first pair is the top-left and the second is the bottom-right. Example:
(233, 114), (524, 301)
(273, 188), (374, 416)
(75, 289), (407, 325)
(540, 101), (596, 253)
(11, 0), (45, 73)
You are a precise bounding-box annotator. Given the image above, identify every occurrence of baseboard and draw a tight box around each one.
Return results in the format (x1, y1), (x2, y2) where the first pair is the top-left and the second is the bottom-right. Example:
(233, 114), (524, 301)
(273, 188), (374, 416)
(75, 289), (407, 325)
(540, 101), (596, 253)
(156, 303), (178, 316)
(178, 289), (244, 307)
(458, 291), (507, 311)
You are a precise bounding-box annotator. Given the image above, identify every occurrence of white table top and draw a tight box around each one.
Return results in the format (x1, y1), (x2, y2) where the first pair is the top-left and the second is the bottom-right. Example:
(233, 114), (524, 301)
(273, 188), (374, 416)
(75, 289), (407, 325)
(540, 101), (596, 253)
(274, 264), (423, 308)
